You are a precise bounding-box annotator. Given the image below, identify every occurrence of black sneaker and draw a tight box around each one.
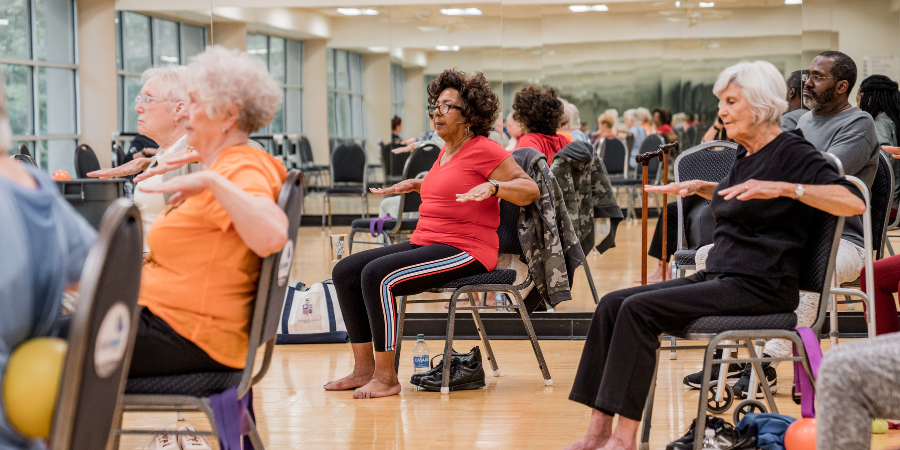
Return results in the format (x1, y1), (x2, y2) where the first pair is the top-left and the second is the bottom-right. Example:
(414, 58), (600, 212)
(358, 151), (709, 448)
(666, 416), (737, 450)
(733, 362), (777, 399)
(682, 350), (743, 389)
(410, 347), (481, 385)
(415, 358), (486, 392)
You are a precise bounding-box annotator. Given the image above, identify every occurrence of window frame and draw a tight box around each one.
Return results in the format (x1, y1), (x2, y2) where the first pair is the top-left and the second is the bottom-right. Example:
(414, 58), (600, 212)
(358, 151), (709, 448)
(327, 48), (366, 152)
(245, 32), (305, 137)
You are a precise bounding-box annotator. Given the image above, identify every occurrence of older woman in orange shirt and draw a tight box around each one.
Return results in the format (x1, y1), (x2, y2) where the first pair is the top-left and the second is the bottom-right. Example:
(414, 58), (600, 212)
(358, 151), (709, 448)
(131, 46), (288, 377)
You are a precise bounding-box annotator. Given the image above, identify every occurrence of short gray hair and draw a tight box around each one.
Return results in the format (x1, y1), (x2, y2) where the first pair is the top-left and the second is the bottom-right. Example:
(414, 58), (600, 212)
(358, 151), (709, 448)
(636, 107), (651, 123)
(187, 46), (283, 134)
(142, 65), (190, 104)
(0, 71), (10, 154)
(713, 61), (788, 125)
(623, 109), (638, 121)
(564, 102), (581, 131)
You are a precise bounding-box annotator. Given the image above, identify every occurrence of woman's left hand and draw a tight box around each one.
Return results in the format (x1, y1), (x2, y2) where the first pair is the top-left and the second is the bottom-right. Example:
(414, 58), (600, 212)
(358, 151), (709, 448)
(883, 145), (900, 158)
(456, 182), (495, 203)
(719, 179), (788, 201)
(138, 171), (215, 204)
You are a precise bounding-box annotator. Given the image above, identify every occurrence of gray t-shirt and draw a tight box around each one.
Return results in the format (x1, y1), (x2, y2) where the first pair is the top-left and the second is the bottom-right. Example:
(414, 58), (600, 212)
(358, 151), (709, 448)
(796, 108), (879, 247)
(873, 113), (900, 200)
(780, 108), (806, 132)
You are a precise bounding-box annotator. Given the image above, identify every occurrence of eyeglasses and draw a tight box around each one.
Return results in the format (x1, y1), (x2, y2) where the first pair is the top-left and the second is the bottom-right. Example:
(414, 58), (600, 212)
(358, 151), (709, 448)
(802, 73), (833, 83)
(427, 104), (463, 117)
(135, 94), (175, 107)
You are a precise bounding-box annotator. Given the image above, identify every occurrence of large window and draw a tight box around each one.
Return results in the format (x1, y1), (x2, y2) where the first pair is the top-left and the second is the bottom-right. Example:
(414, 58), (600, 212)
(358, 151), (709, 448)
(1, 0), (78, 174)
(246, 33), (303, 135)
(116, 11), (207, 133)
(326, 49), (365, 151)
(390, 63), (404, 121)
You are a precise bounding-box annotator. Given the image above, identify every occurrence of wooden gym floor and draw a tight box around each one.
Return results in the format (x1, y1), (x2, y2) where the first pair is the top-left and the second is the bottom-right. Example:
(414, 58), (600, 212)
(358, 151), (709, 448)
(118, 217), (900, 449)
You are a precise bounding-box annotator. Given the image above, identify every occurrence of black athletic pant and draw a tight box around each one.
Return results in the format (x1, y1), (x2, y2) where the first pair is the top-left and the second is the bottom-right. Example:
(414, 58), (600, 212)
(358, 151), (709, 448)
(333, 242), (487, 352)
(568, 271), (799, 421)
(55, 307), (233, 377)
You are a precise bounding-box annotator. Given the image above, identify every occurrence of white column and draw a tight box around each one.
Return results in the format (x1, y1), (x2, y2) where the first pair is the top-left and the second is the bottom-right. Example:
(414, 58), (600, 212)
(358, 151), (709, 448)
(362, 53), (391, 162)
(403, 67), (424, 136)
(303, 39), (329, 164)
(76, 0), (117, 168)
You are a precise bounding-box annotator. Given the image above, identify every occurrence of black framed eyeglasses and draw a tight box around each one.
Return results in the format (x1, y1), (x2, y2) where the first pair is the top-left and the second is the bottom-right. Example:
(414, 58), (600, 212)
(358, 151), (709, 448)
(427, 104), (463, 117)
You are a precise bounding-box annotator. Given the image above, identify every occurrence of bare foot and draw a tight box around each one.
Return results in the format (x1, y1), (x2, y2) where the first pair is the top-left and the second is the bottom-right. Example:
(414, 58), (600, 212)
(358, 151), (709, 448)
(324, 371), (373, 391)
(563, 436), (608, 450)
(352, 377), (402, 399)
(597, 437), (635, 450)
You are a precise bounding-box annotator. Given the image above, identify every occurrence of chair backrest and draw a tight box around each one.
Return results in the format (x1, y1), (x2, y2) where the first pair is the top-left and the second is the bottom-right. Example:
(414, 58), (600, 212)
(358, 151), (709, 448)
(74, 144), (101, 178)
(625, 133), (635, 152)
(637, 134), (665, 178)
(111, 144), (125, 168)
(395, 143), (440, 216)
(673, 140), (739, 250)
(11, 153), (37, 166)
(871, 152), (894, 259)
(685, 127), (698, 149)
(600, 137), (628, 177)
(497, 199), (524, 256)
(18, 143), (31, 157)
(238, 169), (305, 397)
(808, 152), (847, 334)
(50, 200), (143, 450)
(298, 136), (315, 167)
(330, 142), (367, 185)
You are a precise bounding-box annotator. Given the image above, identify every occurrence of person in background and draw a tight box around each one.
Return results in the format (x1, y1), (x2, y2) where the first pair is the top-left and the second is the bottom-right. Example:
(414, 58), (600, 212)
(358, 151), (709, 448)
(391, 115), (446, 154)
(505, 113), (523, 151)
(391, 116), (405, 145)
(781, 70), (805, 131)
(593, 113), (617, 143)
(0, 73), (97, 450)
(702, 115), (729, 143)
(514, 84), (570, 161)
(637, 107), (652, 135)
(857, 75), (900, 204)
(565, 102), (591, 143)
(623, 109), (647, 168)
(604, 108), (619, 125)
(653, 107), (677, 142)
(122, 134), (159, 163)
(492, 115), (510, 148)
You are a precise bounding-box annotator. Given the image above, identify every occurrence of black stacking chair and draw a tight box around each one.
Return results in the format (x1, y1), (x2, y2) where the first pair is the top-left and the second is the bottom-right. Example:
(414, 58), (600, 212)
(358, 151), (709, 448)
(322, 142), (368, 229)
(116, 171), (305, 449)
(10, 153), (37, 166)
(297, 136), (329, 190)
(394, 199), (552, 394)
(74, 144), (101, 178)
(347, 143), (439, 253)
(18, 143), (31, 156)
(111, 143), (126, 168)
(685, 126), (698, 149)
(640, 153), (846, 450)
(601, 136), (641, 221)
(625, 133), (635, 154)
(50, 200), (143, 450)
(830, 152), (893, 341)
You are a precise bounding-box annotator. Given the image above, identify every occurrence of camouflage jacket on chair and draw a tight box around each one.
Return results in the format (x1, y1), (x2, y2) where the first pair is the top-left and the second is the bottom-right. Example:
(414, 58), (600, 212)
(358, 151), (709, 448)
(550, 141), (624, 256)
(512, 147), (585, 311)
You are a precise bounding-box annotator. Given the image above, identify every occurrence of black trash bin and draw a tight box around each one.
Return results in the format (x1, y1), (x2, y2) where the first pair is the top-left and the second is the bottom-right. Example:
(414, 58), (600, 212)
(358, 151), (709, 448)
(56, 179), (125, 229)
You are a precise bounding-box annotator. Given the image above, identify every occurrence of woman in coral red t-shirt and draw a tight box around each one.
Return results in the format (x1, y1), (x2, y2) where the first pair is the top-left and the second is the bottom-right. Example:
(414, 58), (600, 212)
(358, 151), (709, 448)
(327, 69), (540, 399)
(513, 84), (569, 161)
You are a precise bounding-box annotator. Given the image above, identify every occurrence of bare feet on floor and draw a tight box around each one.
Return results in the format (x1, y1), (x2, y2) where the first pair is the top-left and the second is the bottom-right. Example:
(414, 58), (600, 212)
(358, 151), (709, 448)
(324, 371), (373, 391)
(563, 436), (608, 450)
(597, 437), (635, 450)
(353, 377), (402, 399)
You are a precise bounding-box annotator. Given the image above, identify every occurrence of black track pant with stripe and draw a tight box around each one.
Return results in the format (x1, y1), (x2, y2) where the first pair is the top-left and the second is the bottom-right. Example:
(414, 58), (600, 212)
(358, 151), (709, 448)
(332, 242), (487, 352)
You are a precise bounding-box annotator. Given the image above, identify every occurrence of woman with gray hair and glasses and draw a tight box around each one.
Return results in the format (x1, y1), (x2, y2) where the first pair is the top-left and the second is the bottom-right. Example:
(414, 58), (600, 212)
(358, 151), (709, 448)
(564, 60), (865, 450)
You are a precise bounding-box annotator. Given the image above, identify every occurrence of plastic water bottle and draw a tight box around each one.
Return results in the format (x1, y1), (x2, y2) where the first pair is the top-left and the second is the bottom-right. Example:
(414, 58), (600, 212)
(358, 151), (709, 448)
(702, 428), (722, 450)
(123, 178), (134, 201)
(413, 334), (429, 376)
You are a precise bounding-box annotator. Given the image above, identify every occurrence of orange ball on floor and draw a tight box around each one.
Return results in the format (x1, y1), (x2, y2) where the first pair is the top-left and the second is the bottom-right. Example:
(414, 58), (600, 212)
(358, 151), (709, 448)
(51, 170), (71, 181)
(784, 418), (817, 450)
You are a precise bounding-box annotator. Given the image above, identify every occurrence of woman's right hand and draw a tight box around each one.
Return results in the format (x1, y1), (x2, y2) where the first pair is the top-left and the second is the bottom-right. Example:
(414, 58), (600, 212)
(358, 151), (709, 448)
(133, 151), (202, 182)
(883, 145), (900, 158)
(86, 157), (152, 179)
(644, 180), (716, 199)
(370, 179), (421, 195)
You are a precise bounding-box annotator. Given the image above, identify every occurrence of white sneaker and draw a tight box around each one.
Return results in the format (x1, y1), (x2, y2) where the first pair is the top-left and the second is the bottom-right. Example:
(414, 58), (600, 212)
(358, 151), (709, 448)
(149, 429), (181, 450)
(178, 426), (212, 450)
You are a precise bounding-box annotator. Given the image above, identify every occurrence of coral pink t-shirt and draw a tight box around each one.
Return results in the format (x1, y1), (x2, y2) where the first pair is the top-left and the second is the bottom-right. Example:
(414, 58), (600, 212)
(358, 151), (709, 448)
(410, 136), (511, 271)
(516, 132), (571, 161)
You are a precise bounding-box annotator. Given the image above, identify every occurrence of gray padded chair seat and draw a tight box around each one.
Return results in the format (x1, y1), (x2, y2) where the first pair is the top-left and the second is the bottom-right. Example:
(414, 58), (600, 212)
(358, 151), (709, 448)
(125, 371), (243, 398)
(673, 249), (698, 267)
(436, 269), (517, 290)
(350, 218), (418, 231)
(671, 313), (797, 337)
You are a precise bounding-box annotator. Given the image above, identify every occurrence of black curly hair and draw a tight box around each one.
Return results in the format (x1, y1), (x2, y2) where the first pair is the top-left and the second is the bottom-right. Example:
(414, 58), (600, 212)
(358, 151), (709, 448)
(426, 69), (499, 138)
(512, 85), (564, 135)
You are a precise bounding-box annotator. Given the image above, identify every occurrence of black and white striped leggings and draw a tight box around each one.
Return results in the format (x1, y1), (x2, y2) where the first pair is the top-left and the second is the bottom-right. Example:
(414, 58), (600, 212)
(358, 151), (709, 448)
(332, 242), (487, 352)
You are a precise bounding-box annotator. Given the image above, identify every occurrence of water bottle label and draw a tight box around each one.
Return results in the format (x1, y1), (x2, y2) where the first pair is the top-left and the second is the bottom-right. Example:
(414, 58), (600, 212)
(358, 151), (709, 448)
(413, 355), (428, 368)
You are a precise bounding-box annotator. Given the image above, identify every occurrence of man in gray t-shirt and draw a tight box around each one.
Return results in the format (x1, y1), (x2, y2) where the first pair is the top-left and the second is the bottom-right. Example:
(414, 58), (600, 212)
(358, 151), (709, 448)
(796, 51), (878, 284)
(781, 70), (807, 131)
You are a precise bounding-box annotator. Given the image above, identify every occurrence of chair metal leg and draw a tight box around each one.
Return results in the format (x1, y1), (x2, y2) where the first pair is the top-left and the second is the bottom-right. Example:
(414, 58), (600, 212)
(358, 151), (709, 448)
(348, 229), (356, 255)
(394, 296), (406, 373)
(466, 293), (499, 375)
(245, 412), (265, 450)
(440, 291), (460, 394)
(639, 345), (662, 450)
(693, 341), (719, 450)
(627, 186), (635, 221)
(830, 293), (839, 347)
(888, 237), (895, 256)
(321, 194), (328, 230)
(510, 289), (552, 385)
(745, 339), (778, 414)
(361, 193), (367, 219)
(583, 262), (600, 305)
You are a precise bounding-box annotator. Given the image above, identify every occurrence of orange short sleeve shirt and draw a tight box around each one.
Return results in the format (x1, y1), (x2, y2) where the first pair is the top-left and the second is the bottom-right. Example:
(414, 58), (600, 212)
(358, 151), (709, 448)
(139, 145), (288, 369)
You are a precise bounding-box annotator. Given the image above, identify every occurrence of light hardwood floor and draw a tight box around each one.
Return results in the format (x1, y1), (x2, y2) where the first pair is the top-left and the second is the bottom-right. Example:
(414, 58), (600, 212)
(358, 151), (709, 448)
(118, 220), (900, 449)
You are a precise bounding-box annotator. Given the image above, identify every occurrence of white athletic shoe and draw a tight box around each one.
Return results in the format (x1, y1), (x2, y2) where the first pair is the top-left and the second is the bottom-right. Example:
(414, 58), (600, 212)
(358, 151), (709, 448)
(149, 429), (181, 450)
(178, 426), (212, 450)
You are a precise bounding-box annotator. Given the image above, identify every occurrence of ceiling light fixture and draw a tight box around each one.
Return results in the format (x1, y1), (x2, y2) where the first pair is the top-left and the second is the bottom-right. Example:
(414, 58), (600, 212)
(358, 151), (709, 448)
(785, 0), (802, 4)
(699, 2), (714, 7)
(440, 8), (482, 16)
(435, 45), (460, 51)
(675, 1), (681, 7)
(0, 19), (8, 25)
(336, 8), (378, 16)
(367, 46), (389, 53)
(569, 5), (609, 12)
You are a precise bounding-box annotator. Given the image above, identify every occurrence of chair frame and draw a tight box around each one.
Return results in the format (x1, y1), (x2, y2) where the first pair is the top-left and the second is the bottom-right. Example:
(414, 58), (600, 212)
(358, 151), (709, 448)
(640, 152), (846, 450)
(602, 136), (641, 221)
(115, 170), (305, 449)
(322, 143), (369, 229)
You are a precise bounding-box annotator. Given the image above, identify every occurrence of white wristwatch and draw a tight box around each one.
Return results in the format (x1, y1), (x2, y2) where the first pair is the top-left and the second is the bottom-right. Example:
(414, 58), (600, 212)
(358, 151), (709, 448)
(794, 184), (805, 200)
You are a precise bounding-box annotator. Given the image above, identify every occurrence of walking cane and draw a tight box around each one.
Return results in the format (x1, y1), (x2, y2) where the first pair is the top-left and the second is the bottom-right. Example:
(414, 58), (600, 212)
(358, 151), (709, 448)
(636, 142), (679, 285)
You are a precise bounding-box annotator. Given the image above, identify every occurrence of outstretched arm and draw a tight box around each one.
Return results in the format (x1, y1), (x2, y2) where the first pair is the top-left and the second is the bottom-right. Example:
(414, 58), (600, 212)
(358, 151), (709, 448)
(718, 179), (864, 217)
